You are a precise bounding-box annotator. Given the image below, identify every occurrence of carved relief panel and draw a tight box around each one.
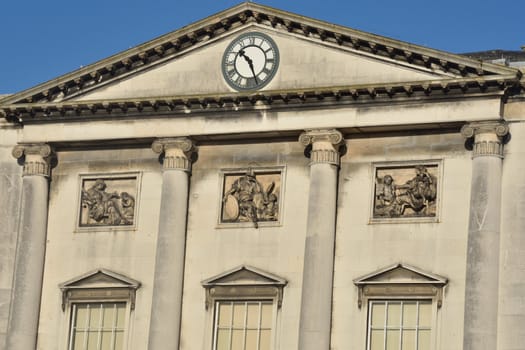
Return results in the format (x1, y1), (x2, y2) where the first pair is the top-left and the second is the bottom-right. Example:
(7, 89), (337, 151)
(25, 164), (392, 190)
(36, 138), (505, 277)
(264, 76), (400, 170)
(219, 168), (284, 228)
(371, 162), (440, 222)
(78, 173), (140, 229)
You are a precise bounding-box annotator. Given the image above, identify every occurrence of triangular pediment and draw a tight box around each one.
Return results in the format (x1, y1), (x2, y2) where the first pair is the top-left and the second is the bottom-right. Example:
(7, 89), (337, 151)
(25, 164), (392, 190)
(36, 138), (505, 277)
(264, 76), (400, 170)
(354, 263), (447, 286)
(0, 2), (519, 111)
(60, 268), (141, 290)
(202, 265), (287, 287)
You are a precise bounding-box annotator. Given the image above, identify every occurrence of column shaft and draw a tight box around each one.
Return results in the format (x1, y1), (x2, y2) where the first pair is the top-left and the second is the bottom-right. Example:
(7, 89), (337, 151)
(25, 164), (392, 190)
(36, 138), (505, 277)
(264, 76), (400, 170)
(461, 122), (508, 350)
(148, 138), (193, 350)
(6, 144), (51, 350)
(298, 130), (343, 350)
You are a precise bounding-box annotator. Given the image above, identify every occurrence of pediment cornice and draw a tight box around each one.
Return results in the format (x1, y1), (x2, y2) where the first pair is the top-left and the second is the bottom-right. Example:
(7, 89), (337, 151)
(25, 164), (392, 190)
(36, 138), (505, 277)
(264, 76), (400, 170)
(0, 2), (521, 109)
(1, 74), (521, 124)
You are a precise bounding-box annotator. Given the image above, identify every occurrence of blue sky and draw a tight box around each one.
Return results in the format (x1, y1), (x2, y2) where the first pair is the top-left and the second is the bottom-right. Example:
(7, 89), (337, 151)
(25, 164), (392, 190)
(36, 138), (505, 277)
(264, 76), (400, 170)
(0, 0), (523, 94)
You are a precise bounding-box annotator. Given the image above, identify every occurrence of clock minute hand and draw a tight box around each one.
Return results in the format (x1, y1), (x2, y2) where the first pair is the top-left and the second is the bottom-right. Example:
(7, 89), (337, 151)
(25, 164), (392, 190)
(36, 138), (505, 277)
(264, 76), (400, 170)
(239, 50), (258, 84)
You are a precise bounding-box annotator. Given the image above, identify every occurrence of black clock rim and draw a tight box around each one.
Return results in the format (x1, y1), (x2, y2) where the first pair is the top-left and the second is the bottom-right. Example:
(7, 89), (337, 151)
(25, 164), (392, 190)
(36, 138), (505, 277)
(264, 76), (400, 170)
(221, 32), (280, 91)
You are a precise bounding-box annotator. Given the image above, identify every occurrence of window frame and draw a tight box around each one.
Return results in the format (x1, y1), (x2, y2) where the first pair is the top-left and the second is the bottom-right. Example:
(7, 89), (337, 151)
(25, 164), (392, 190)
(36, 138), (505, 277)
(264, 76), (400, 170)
(67, 301), (129, 350)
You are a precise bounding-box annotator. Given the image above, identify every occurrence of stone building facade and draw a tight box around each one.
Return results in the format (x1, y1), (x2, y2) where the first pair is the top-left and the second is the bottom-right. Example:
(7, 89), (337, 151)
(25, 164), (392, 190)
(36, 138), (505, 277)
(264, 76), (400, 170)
(1, 3), (524, 350)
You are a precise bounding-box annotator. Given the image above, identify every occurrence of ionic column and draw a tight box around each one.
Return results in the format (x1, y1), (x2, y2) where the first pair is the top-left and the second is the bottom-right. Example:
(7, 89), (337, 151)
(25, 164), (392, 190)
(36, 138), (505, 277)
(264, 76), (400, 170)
(148, 138), (195, 350)
(298, 129), (344, 350)
(6, 144), (53, 350)
(461, 121), (509, 350)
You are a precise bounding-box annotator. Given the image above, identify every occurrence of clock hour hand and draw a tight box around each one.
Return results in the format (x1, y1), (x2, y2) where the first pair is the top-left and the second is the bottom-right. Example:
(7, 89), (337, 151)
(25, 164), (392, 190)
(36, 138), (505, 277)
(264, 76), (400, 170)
(239, 49), (258, 84)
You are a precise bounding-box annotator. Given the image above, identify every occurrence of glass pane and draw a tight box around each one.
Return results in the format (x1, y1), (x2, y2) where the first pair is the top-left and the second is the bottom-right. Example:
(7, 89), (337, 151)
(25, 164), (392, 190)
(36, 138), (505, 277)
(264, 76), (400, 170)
(370, 330), (384, 350)
(71, 332), (84, 350)
(218, 303), (232, 327)
(231, 329), (243, 350)
(386, 330), (400, 350)
(100, 331), (113, 349)
(75, 305), (89, 329)
(401, 330), (416, 350)
(260, 303), (272, 329)
(90, 306), (101, 328)
(387, 303), (401, 327)
(102, 305), (115, 329)
(418, 330), (431, 350)
(418, 303), (432, 328)
(402, 303), (417, 327)
(246, 303), (259, 328)
(116, 304), (126, 329)
(246, 329), (258, 350)
(114, 331), (124, 350)
(233, 303), (245, 328)
(260, 329), (271, 350)
(87, 331), (99, 350)
(216, 329), (230, 350)
(371, 303), (386, 327)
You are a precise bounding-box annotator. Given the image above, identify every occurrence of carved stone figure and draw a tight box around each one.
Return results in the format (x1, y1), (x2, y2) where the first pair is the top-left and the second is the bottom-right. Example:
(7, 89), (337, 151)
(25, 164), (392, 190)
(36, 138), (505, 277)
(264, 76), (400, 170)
(374, 165), (437, 218)
(222, 170), (280, 227)
(81, 179), (135, 226)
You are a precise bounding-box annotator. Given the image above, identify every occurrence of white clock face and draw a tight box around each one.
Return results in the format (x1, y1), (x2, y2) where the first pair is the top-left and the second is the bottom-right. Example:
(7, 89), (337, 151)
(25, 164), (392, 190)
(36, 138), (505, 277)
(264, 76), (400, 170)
(222, 32), (279, 91)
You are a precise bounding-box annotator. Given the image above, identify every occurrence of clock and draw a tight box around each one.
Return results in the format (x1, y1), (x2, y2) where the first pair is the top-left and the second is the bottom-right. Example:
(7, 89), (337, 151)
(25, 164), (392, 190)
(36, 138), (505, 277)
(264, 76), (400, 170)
(222, 32), (279, 91)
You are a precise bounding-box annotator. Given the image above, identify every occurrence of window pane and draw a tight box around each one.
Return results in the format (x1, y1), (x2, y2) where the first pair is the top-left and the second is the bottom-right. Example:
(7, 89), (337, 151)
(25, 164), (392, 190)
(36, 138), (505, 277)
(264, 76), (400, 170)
(231, 329), (243, 350)
(71, 332), (85, 350)
(89, 306), (102, 329)
(116, 304), (126, 329)
(100, 331), (112, 349)
(371, 303), (386, 327)
(87, 331), (98, 350)
(418, 303), (432, 328)
(218, 303), (232, 327)
(386, 330), (400, 350)
(370, 329), (384, 350)
(418, 330), (431, 350)
(102, 305), (115, 329)
(114, 331), (124, 350)
(402, 303), (417, 327)
(246, 329), (258, 349)
(260, 303), (272, 329)
(233, 303), (245, 328)
(387, 303), (401, 327)
(247, 303), (259, 328)
(260, 329), (271, 350)
(216, 329), (230, 350)
(75, 305), (89, 329)
(401, 330), (416, 350)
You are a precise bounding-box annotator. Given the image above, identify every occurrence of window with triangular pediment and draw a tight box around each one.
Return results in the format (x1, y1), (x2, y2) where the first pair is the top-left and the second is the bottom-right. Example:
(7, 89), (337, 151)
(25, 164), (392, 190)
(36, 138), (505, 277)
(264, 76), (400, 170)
(202, 266), (287, 350)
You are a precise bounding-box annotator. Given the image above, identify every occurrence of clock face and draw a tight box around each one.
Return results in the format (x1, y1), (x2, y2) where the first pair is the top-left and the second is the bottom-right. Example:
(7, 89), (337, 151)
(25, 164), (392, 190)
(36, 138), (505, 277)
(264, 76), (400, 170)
(222, 32), (279, 91)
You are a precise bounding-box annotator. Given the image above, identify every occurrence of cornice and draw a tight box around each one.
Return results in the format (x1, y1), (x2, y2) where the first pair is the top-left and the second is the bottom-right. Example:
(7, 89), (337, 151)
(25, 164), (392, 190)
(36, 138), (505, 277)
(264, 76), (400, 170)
(1, 75), (518, 124)
(0, 3), (520, 107)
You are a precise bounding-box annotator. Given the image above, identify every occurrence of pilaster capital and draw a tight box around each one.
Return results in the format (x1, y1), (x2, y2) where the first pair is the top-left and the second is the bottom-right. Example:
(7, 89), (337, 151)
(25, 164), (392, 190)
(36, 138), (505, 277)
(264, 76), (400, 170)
(12, 143), (53, 177)
(152, 137), (196, 172)
(299, 129), (344, 166)
(461, 121), (509, 158)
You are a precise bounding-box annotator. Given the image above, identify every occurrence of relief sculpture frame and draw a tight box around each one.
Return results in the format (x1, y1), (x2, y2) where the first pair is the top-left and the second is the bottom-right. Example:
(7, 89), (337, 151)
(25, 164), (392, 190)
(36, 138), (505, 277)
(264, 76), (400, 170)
(218, 167), (285, 228)
(76, 172), (141, 231)
(370, 160), (442, 224)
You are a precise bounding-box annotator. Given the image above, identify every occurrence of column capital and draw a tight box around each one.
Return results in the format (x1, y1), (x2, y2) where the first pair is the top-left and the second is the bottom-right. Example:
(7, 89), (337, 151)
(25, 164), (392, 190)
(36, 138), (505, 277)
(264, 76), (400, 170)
(461, 121), (509, 158)
(12, 143), (53, 177)
(299, 129), (344, 166)
(152, 137), (195, 172)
